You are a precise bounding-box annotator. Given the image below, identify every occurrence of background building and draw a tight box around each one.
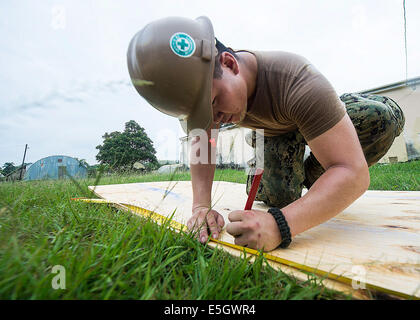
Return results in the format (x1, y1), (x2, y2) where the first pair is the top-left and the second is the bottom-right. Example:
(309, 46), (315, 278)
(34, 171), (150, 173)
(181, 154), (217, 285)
(180, 125), (254, 169)
(24, 155), (87, 181)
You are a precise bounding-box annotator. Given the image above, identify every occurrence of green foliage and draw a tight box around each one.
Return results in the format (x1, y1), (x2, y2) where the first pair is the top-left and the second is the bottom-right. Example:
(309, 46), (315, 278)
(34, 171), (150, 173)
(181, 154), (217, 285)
(96, 120), (159, 172)
(1, 161), (418, 299)
(368, 160), (420, 191)
(0, 170), (347, 300)
(86, 164), (101, 178)
(1, 162), (16, 176)
(75, 158), (89, 168)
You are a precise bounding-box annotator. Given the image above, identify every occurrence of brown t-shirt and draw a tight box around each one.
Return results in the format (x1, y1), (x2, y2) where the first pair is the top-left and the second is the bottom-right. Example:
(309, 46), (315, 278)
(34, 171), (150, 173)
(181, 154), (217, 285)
(237, 50), (347, 141)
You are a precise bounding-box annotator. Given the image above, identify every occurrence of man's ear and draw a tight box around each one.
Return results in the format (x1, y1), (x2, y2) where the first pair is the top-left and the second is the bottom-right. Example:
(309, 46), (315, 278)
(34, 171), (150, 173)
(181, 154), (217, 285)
(220, 51), (239, 75)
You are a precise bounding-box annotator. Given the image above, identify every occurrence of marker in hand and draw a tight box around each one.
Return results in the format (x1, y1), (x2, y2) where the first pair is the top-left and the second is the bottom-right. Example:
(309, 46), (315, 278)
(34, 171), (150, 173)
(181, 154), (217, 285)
(244, 168), (264, 210)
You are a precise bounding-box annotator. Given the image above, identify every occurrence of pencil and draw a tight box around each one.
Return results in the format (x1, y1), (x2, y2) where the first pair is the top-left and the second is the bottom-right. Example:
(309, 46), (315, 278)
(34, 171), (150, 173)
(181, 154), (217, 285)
(244, 168), (264, 210)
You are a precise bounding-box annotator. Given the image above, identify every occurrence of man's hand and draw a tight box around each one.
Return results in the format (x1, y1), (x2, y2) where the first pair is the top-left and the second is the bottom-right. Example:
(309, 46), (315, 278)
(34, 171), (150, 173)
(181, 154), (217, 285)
(226, 209), (282, 251)
(187, 206), (225, 243)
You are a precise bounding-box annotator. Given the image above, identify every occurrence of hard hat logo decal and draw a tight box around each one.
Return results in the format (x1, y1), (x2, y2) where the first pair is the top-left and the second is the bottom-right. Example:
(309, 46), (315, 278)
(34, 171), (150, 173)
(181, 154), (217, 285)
(169, 33), (196, 58)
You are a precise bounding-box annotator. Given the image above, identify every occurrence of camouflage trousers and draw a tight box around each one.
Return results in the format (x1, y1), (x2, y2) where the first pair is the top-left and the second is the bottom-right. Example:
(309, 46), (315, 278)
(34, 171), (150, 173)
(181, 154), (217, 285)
(246, 92), (405, 208)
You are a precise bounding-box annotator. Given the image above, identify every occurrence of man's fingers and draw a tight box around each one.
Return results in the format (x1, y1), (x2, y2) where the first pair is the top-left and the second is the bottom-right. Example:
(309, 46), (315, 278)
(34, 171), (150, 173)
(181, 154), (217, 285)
(233, 234), (248, 247)
(194, 217), (209, 243)
(206, 214), (220, 239)
(216, 213), (225, 229)
(199, 227), (209, 243)
(228, 210), (243, 222)
(187, 219), (194, 230)
(188, 209), (226, 242)
(187, 216), (202, 231)
(226, 221), (245, 236)
(187, 215), (207, 241)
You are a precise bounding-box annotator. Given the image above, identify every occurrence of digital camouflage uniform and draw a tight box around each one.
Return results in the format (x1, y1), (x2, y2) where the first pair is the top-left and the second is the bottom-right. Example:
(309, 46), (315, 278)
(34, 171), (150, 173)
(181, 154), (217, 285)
(245, 92), (405, 208)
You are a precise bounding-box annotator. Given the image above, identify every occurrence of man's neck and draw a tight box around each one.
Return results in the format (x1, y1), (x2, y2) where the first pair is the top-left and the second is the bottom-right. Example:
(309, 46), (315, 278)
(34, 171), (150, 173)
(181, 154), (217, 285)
(237, 51), (258, 100)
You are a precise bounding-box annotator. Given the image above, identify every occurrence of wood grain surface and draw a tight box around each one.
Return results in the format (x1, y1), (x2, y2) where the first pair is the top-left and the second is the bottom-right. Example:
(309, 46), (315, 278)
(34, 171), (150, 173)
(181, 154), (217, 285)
(88, 181), (420, 299)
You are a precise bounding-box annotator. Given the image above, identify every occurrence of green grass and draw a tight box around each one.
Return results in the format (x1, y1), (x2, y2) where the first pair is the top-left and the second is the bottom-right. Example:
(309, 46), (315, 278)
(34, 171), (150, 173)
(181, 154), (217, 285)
(120, 160), (420, 191)
(368, 160), (420, 191)
(85, 168), (248, 185)
(0, 161), (418, 300)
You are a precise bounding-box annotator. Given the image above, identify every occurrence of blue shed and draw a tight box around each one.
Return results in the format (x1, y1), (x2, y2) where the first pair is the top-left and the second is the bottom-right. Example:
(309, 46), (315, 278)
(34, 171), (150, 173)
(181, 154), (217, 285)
(24, 155), (87, 181)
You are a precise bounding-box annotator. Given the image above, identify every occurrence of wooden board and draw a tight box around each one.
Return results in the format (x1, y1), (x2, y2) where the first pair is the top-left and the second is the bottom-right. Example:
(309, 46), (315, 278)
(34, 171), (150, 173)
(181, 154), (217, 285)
(88, 181), (420, 299)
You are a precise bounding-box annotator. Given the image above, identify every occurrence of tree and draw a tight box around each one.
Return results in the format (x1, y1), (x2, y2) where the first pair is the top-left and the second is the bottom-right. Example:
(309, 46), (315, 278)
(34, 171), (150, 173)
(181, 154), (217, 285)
(2, 162), (16, 176)
(76, 158), (89, 168)
(96, 120), (159, 171)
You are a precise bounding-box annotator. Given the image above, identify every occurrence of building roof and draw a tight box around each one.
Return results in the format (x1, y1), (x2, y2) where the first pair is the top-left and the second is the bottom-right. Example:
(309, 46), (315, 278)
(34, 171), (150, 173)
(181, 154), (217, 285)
(358, 76), (420, 94)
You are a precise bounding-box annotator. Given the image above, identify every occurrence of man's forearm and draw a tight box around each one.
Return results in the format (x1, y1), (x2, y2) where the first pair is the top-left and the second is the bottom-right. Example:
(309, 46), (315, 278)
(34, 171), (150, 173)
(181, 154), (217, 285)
(191, 162), (215, 209)
(281, 165), (370, 237)
(190, 128), (218, 210)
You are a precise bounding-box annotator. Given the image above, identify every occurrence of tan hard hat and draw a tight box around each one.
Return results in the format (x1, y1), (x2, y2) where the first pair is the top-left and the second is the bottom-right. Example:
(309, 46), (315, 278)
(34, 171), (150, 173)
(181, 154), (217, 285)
(127, 16), (217, 135)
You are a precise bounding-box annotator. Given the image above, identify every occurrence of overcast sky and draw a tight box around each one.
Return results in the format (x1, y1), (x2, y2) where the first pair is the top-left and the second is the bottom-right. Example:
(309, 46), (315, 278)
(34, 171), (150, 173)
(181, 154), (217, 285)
(1, 0), (419, 166)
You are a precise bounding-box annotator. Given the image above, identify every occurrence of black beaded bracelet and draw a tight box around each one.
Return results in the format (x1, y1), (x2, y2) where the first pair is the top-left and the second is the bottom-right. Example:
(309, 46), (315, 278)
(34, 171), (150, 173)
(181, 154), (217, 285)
(268, 207), (292, 248)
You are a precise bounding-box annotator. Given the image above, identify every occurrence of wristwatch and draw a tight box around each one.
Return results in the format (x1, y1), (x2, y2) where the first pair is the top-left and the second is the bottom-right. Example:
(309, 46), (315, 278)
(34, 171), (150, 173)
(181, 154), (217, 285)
(268, 207), (292, 248)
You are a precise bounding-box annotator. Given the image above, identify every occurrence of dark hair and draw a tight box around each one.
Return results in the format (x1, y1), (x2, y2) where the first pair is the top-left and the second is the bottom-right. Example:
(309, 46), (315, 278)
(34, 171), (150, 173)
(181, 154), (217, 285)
(213, 38), (239, 79)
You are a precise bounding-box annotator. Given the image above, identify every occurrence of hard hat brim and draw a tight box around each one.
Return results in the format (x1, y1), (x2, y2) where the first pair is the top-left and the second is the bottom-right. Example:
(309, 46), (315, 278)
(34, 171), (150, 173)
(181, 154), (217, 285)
(179, 16), (215, 136)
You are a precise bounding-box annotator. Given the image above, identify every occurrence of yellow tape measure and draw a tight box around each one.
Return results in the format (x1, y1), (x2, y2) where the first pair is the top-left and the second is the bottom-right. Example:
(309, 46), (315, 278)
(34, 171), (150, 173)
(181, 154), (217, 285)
(71, 197), (416, 300)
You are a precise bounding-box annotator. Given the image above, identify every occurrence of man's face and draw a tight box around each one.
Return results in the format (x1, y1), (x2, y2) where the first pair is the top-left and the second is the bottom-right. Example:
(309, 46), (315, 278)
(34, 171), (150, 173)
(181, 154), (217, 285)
(211, 54), (248, 125)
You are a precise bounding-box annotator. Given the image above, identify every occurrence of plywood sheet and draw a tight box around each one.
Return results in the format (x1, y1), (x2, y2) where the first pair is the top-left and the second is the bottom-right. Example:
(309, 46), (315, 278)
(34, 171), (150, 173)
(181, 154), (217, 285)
(88, 181), (420, 299)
